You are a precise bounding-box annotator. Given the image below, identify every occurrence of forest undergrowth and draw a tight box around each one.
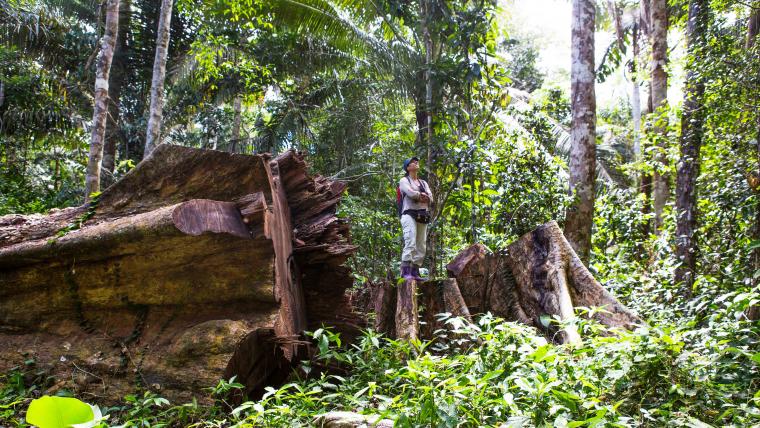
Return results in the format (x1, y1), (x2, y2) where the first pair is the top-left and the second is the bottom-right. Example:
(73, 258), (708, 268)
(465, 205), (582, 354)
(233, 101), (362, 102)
(2, 256), (759, 427)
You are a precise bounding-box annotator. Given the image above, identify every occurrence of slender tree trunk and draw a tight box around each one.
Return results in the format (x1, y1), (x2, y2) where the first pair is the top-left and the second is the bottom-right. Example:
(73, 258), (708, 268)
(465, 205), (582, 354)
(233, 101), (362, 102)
(748, 3), (760, 320)
(565, 0), (597, 264)
(632, 24), (642, 160)
(651, 0), (669, 234)
(53, 154), (60, 191)
(608, 0), (624, 50)
(674, 0), (708, 295)
(421, 0), (439, 277)
(640, 0), (652, 35)
(143, 0), (173, 157)
(102, 0), (131, 188)
(747, 4), (759, 49)
(638, 2), (653, 234)
(84, 0), (120, 202)
(608, 1), (641, 163)
(231, 94), (242, 153)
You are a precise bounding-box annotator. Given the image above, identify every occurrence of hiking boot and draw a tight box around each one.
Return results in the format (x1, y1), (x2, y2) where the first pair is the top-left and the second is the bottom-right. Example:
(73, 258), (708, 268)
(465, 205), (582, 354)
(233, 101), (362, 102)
(411, 265), (425, 282)
(400, 262), (415, 280)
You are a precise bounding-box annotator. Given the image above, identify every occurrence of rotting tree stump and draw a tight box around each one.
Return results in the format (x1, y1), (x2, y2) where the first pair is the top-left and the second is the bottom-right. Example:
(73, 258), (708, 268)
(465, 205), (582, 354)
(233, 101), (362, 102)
(448, 221), (640, 343)
(0, 145), (361, 403)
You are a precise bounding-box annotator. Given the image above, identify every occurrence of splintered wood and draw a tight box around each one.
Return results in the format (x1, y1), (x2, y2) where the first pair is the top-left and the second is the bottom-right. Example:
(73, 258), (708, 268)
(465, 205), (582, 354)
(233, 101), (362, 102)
(0, 146), (358, 402)
(448, 221), (640, 343)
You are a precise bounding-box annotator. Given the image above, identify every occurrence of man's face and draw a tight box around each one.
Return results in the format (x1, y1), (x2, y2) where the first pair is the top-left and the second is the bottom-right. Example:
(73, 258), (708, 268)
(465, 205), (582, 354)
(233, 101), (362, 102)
(407, 159), (420, 173)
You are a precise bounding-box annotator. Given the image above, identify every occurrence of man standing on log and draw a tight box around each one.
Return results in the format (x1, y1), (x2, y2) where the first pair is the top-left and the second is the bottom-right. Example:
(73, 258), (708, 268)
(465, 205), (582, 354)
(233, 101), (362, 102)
(399, 157), (432, 281)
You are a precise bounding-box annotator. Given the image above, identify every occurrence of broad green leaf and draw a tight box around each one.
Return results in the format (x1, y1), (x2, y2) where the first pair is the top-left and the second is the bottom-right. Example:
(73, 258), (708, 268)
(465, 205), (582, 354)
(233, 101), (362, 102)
(26, 396), (94, 428)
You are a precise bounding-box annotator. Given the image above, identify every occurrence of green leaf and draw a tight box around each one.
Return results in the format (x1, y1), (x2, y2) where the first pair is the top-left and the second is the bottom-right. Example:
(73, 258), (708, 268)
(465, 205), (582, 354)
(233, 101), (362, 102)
(26, 396), (94, 428)
(539, 314), (551, 328)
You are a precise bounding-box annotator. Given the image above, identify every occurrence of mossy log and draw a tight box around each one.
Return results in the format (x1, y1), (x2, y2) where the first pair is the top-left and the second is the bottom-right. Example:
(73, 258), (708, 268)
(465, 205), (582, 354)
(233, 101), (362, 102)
(0, 145), (358, 402)
(448, 221), (640, 343)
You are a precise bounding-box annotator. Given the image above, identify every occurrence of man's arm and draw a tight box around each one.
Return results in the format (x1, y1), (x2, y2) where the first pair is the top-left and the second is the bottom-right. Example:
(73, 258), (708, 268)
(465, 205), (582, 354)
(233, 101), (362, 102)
(420, 180), (432, 203)
(399, 178), (421, 201)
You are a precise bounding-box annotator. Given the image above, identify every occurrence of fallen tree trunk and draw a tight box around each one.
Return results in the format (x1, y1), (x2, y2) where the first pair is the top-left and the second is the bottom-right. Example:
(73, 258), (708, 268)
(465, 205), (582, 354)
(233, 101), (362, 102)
(0, 145), (359, 402)
(448, 221), (640, 343)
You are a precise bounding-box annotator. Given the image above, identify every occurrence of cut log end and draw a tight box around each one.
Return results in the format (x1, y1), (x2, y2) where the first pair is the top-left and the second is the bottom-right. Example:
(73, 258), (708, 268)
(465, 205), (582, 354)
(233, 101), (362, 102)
(450, 221), (641, 343)
(0, 146), (358, 403)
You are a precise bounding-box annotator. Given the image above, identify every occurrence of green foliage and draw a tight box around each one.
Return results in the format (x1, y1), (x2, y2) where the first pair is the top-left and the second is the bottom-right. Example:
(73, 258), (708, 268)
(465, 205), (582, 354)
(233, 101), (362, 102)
(2, 314), (759, 426)
(26, 396), (95, 428)
(231, 314), (759, 426)
(500, 37), (544, 93)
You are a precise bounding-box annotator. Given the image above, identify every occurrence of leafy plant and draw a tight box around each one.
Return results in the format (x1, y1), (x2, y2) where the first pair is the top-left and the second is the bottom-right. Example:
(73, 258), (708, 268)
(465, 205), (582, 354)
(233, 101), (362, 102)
(26, 396), (106, 428)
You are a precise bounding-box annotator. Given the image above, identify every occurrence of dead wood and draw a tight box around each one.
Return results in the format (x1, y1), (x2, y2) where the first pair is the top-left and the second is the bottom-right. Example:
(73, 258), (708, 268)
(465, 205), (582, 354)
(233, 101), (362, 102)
(419, 279), (472, 339)
(0, 145), (358, 403)
(395, 279), (419, 341)
(448, 221), (640, 343)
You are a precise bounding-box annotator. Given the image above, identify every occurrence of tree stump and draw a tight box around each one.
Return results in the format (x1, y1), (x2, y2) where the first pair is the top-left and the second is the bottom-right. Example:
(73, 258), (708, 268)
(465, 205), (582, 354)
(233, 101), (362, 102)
(419, 278), (472, 339)
(395, 279), (419, 341)
(449, 221), (640, 343)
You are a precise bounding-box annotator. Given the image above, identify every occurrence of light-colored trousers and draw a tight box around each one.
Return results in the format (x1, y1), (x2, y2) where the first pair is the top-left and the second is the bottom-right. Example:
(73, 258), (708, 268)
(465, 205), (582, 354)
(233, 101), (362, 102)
(401, 214), (427, 265)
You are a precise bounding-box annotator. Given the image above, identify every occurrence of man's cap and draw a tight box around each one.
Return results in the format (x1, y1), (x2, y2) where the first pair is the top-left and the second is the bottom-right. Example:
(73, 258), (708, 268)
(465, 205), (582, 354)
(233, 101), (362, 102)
(403, 157), (419, 172)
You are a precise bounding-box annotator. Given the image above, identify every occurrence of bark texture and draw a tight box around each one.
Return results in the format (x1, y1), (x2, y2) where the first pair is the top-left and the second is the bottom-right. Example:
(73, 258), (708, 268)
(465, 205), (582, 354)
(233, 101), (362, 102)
(102, 0), (131, 187)
(565, 0), (597, 263)
(747, 4), (759, 49)
(84, 0), (119, 200)
(674, 0), (708, 295)
(448, 222), (640, 343)
(143, 0), (173, 157)
(354, 277), (471, 343)
(651, 0), (669, 233)
(632, 23), (642, 159)
(395, 280), (419, 341)
(0, 146), (358, 402)
(748, 4), (760, 321)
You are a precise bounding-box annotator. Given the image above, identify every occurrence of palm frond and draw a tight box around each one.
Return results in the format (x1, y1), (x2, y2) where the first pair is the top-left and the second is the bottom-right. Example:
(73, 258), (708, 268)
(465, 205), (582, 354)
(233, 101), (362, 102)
(504, 87), (628, 187)
(265, 0), (418, 77)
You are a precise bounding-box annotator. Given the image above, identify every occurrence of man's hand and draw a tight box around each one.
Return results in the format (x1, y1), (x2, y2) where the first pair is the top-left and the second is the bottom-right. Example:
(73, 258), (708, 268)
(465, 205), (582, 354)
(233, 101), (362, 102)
(419, 193), (430, 203)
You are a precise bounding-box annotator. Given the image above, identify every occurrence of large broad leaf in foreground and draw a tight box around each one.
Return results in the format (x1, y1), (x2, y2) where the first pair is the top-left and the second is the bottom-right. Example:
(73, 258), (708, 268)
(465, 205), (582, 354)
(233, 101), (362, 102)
(26, 396), (94, 428)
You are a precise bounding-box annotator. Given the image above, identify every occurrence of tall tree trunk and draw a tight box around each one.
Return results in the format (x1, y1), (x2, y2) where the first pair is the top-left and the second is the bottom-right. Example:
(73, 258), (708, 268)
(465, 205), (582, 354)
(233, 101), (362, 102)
(651, 0), (669, 234)
(747, 4), (759, 49)
(143, 0), (174, 157)
(638, 2), (653, 235)
(102, 0), (131, 188)
(674, 0), (708, 296)
(608, 0), (624, 50)
(84, 0), (120, 202)
(565, 0), (597, 264)
(421, 0), (439, 277)
(748, 3), (760, 320)
(632, 24), (642, 160)
(231, 94), (242, 153)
